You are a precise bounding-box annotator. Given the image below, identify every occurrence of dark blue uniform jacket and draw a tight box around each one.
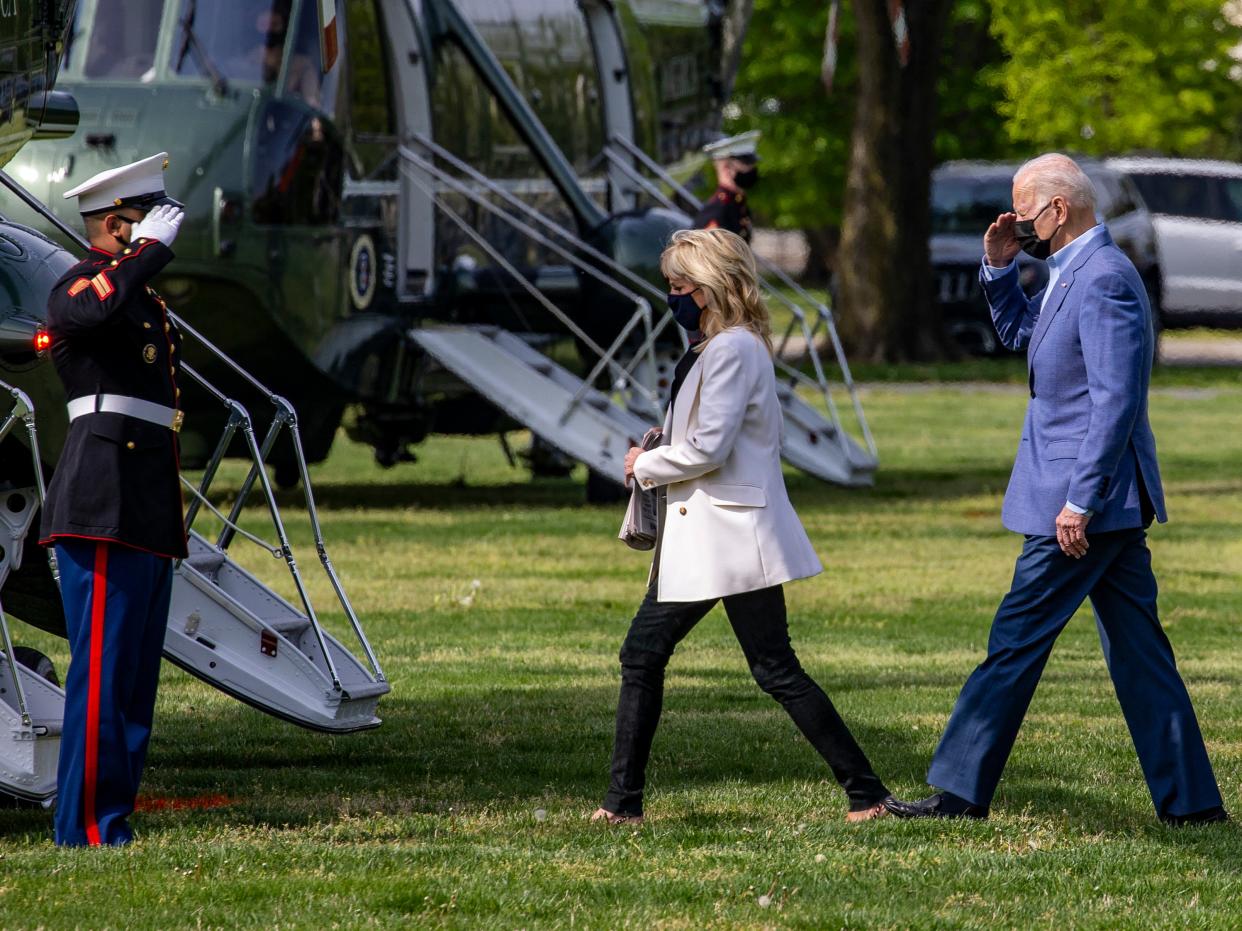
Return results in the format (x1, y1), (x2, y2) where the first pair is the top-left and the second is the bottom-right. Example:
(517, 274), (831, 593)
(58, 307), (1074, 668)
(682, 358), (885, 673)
(38, 238), (187, 559)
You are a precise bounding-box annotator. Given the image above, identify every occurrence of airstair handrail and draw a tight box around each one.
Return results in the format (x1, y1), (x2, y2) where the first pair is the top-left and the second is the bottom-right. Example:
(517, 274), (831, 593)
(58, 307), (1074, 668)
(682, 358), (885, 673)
(0, 169), (385, 686)
(605, 136), (878, 459)
(403, 135), (686, 386)
(399, 145), (669, 420)
(0, 381), (51, 729)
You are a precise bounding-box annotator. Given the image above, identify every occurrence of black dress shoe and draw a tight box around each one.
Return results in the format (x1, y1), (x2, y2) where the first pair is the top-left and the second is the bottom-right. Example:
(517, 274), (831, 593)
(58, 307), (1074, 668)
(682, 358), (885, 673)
(884, 792), (989, 820)
(1161, 806), (1229, 827)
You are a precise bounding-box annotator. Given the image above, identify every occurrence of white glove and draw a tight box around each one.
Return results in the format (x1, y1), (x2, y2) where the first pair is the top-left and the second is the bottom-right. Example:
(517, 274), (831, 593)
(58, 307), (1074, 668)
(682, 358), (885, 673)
(131, 204), (185, 247)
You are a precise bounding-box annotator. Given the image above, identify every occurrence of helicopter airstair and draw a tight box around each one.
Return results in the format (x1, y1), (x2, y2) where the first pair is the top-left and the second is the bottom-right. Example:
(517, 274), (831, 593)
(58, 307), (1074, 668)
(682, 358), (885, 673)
(0, 168), (390, 740)
(408, 325), (653, 479)
(603, 134), (878, 486)
(169, 312), (389, 732)
(400, 135), (876, 487)
(0, 382), (62, 803)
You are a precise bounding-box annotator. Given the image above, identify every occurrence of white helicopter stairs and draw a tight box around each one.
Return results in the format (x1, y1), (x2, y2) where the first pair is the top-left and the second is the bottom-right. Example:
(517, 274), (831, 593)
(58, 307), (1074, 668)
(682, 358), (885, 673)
(408, 325), (653, 481)
(0, 383), (62, 803)
(168, 312), (389, 732)
(399, 136), (877, 488)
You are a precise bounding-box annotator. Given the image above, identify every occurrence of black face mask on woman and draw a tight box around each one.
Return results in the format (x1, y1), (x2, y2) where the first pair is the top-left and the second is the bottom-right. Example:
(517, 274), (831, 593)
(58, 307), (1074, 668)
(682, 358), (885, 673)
(1013, 201), (1060, 261)
(667, 290), (702, 331)
(734, 166), (759, 190)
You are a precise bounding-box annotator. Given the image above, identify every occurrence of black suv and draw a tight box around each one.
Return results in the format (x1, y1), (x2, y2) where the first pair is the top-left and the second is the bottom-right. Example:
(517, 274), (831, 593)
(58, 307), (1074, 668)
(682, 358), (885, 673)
(931, 160), (1162, 355)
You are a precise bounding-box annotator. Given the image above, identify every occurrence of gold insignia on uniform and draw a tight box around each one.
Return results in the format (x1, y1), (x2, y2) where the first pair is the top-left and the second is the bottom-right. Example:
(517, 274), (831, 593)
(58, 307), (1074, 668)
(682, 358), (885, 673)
(163, 159), (170, 170)
(143, 344), (158, 363)
(89, 273), (114, 300)
(114, 198), (123, 206)
(68, 278), (91, 297)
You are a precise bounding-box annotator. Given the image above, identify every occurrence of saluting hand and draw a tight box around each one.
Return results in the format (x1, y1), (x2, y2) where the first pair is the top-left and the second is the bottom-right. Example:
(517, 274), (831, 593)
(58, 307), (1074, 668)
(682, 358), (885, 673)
(984, 212), (1021, 268)
(132, 204), (186, 248)
(1055, 506), (1090, 559)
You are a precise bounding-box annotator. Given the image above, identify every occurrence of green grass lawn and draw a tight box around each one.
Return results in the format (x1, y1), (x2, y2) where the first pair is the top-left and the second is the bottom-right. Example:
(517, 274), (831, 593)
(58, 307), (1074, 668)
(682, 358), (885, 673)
(2, 370), (1241, 929)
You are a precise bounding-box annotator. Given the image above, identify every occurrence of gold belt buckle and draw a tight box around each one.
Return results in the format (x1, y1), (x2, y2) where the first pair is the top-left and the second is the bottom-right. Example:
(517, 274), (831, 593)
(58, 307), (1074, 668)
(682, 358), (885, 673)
(170, 409), (184, 433)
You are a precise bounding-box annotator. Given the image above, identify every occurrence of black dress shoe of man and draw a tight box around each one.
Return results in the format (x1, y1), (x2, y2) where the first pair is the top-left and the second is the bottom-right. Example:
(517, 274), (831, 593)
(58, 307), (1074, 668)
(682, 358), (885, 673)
(1161, 806), (1229, 827)
(884, 792), (988, 820)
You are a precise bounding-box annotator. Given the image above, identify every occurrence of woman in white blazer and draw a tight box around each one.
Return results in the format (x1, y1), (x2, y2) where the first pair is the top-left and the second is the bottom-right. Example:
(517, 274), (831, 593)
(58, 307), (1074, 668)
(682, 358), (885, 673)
(592, 229), (891, 825)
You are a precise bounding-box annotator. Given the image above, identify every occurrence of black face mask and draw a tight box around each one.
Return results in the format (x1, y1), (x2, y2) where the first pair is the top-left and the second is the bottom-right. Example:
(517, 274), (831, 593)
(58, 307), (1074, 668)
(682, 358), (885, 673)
(734, 166), (759, 190)
(1013, 202), (1060, 261)
(667, 290), (702, 331)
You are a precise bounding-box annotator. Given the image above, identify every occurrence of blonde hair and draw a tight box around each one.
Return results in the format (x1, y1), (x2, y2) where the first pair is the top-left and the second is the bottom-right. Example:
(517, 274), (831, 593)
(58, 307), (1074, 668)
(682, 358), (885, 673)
(659, 228), (773, 355)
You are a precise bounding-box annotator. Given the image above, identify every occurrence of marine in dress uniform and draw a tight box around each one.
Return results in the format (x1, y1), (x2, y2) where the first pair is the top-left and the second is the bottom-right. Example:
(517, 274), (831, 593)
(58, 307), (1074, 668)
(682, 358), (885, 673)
(692, 130), (761, 243)
(41, 152), (187, 847)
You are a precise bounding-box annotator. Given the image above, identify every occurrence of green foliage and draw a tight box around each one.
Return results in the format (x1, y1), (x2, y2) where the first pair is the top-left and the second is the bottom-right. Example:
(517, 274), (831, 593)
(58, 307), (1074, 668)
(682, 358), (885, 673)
(2, 372), (1240, 927)
(989, 0), (1242, 158)
(723, 0), (858, 230)
(727, 0), (1009, 231)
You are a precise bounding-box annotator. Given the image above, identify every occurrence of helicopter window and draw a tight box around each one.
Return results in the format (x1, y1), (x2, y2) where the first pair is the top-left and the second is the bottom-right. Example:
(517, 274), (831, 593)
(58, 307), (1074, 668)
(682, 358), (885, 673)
(83, 0), (165, 81)
(170, 0), (292, 86)
(281, 0), (340, 114)
(345, 0), (396, 178)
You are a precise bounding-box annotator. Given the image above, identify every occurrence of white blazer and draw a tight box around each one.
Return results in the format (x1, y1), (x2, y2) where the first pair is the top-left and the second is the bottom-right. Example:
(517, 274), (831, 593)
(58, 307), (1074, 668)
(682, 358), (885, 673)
(633, 326), (823, 602)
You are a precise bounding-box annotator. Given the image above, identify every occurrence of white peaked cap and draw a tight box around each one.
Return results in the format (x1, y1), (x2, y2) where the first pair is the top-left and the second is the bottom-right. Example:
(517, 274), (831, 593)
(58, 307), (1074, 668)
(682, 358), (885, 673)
(63, 152), (183, 215)
(702, 130), (761, 161)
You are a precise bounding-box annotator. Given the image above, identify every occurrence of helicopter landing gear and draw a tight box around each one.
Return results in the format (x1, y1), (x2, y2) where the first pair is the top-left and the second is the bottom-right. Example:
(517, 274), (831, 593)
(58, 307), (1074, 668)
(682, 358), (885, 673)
(585, 469), (627, 504)
(373, 442), (417, 470)
(12, 647), (58, 687)
(521, 435), (575, 479)
(274, 462), (301, 491)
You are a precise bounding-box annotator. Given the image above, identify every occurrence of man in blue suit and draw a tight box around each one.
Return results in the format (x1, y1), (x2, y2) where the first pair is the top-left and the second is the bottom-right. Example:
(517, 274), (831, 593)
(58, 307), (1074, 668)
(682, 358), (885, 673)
(887, 154), (1226, 825)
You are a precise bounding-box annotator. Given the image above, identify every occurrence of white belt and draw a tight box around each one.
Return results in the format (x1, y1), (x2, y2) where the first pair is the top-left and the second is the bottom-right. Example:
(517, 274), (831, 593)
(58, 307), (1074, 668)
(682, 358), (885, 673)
(67, 394), (184, 432)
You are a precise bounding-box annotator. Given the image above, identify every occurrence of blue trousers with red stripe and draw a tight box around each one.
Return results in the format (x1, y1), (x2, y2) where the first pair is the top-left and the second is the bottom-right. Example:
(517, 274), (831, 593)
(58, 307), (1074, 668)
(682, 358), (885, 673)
(53, 540), (171, 847)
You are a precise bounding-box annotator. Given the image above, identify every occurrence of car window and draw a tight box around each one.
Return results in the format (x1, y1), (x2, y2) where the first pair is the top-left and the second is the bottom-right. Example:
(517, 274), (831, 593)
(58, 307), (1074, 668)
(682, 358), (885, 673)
(1127, 173), (1242, 222)
(1223, 180), (1242, 223)
(931, 177), (1013, 234)
(1113, 176), (1143, 217)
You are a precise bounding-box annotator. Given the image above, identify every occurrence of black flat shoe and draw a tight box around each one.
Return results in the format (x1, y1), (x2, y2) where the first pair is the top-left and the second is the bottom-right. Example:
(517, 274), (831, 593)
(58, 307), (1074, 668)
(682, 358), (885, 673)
(884, 792), (989, 820)
(1161, 806), (1229, 827)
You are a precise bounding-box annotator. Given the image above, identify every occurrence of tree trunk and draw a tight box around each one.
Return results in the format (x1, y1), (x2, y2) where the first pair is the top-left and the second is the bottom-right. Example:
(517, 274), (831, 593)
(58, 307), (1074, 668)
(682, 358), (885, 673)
(836, 0), (955, 362)
(800, 226), (839, 285)
(719, 0), (755, 104)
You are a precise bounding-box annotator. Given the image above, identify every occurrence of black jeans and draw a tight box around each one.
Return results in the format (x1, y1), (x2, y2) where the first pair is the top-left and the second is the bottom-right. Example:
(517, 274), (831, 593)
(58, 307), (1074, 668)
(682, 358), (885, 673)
(602, 583), (889, 816)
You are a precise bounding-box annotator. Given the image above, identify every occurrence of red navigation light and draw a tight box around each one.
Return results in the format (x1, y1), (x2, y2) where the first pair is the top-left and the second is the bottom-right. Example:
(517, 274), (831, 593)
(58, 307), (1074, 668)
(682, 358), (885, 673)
(34, 330), (51, 353)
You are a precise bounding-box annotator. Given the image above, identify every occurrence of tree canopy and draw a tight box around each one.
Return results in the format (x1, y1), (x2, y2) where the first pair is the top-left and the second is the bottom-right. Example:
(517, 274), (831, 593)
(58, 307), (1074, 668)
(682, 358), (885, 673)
(727, 0), (1242, 238)
(991, 0), (1242, 158)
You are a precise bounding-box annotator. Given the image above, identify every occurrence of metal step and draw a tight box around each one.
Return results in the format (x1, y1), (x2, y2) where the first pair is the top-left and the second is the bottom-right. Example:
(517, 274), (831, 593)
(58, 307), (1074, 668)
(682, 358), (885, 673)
(409, 324), (653, 483)
(0, 652), (63, 803)
(164, 533), (388, 733)
(775, 384), (877, 487)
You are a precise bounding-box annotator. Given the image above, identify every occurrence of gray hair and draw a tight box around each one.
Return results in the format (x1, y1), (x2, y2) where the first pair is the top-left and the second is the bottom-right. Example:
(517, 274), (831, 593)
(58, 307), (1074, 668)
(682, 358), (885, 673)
(1014, 153), (1097, 211)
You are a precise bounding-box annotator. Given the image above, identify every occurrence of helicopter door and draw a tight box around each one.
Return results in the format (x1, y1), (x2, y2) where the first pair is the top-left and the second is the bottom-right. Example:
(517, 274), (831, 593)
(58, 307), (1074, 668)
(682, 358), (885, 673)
(249, 0), (347, 330)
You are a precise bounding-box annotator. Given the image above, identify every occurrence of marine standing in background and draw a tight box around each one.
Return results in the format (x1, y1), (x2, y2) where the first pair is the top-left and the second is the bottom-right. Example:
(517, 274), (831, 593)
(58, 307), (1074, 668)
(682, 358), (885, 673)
(692, 130), (761, 243)
(40, 153), (188, 847)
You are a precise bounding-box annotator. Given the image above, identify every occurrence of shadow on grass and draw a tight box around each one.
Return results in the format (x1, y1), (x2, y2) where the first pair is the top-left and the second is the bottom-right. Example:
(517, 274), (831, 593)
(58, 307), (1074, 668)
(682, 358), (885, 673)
(225, 463), (1018, 515)
(10, 674), (1235, 857)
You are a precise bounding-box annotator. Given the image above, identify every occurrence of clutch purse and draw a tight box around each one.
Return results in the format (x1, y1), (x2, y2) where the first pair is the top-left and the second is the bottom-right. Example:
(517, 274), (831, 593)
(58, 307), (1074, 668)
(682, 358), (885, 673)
(617, 428), (663, 551)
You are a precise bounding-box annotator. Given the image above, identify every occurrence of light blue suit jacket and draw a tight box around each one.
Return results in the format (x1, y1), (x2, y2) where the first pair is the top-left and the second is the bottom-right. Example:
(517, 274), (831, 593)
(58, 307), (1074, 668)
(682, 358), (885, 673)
(981, 228), (1166, 536)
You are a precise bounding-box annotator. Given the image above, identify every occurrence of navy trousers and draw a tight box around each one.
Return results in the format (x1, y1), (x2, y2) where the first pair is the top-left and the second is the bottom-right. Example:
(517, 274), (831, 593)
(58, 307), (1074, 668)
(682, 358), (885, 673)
(53, 540), (171, 847)
(927, 528), (1222, 818)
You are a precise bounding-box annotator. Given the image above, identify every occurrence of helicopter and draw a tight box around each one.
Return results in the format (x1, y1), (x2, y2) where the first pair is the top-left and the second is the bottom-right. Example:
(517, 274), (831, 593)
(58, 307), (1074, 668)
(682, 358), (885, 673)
(0, 1), (391, 804)
(5, 0), (876, 499)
